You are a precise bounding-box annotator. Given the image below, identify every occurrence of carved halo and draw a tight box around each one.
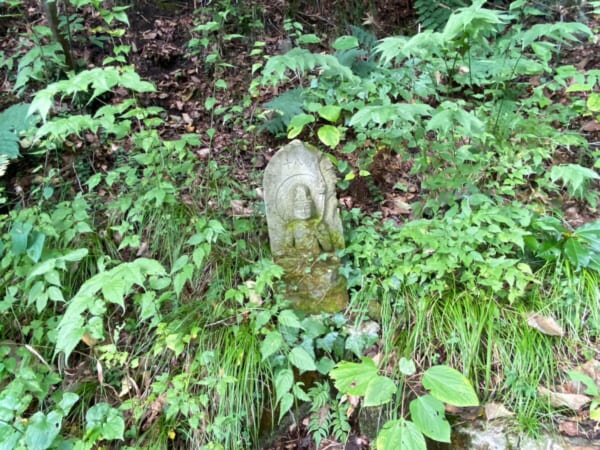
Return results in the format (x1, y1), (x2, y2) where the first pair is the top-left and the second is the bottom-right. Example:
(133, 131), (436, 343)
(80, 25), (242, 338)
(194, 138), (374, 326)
(274, 174), (324, 222)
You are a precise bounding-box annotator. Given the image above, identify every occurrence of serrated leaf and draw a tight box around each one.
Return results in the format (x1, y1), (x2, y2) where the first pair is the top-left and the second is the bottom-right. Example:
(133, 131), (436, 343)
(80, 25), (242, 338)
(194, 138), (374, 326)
(288, 346), (316, 372)
(563, 237), (591, 268)
(260, 331), (283, 360)
(85, 403), (125, 440)
(574, 221), (600, 250)
(275, 368), (294, 403)
(410, 395), (451, 442)
(60, 248), (89, 262)
(376, 419), (426, 450)
(422, 366), (479, 407)
(364, 375), (396, 406)
(278, 392), (294, 423)
(330, 357), (378, 396)
(316, 356), (335, 375)
(101, 277), (127, 309)
(317, 125), (341, 148)
(278, 309), (303, 329)
(47, 286), (64, 302)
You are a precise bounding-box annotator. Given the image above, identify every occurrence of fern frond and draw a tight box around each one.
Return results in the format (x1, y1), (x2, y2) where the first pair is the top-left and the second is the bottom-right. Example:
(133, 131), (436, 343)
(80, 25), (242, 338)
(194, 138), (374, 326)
(261, 48), (360, 86)
(0, 103), (35, 159)
(414, 0), (469, 31)
(260, 87), (305, 134)
(349, 25), (377, 50)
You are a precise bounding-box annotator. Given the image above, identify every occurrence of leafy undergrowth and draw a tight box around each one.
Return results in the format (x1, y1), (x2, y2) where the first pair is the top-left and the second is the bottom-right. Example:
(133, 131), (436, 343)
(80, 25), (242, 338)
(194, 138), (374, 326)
(1, 0), (600, 449)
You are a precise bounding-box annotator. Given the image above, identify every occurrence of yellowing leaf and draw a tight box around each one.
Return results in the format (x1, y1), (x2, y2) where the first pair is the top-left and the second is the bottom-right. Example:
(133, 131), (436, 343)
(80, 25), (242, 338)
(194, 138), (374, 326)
(317, 125), (341, 148)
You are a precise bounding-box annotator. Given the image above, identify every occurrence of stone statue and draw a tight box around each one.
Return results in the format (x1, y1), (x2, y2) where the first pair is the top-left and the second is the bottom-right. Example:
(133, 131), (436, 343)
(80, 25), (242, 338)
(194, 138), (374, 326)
(264, 140), (348, 313)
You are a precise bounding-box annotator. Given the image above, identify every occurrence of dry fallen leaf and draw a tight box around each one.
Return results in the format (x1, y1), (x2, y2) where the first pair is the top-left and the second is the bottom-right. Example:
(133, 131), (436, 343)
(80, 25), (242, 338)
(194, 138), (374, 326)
(484, 402), (514, 420)
(230, 199), (253, 217)
(558, 418), (581, 437)
(526, 312), (565, 336)
(580, 120), (600, 132)
(538, 386), (591, 410)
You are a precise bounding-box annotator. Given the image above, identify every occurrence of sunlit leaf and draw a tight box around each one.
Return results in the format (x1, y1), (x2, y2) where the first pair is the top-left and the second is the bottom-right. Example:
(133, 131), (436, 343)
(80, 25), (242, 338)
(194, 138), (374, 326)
(330, 357), (378, 396)
(410, 395), (451, 442)
(422, 366), (479, 406)
(333, 35), (359, 50)
(364, 375), (396, 406)
(376, 419), (426, 450)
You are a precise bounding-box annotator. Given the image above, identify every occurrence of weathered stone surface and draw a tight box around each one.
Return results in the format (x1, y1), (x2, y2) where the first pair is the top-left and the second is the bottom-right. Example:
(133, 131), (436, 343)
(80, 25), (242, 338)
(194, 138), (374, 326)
(263, 140), (348, 313)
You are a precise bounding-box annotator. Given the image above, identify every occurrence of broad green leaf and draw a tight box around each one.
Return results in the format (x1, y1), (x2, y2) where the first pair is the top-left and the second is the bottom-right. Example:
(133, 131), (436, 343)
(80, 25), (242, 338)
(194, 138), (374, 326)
(350, 104), (432, 128)
(422, 366), (479, 407)
(574, 221), (600, 250)
(591, 401), (600, 421)
(588, 93), (600, 112)
(317, 125), (341, 148)
(399, 357), (416, 376)
(364, 375), (396, 406)
(101, 277), (127, 309)
(288, 346), (316, 372)
(275, 368), (294, 403)
(330, 357), (378, 395)
(287, 113), (315, 139)
(376, 419), (426, 450)
(301, 316), (327, 337)
(297, 34), (321, 44)
(55, 307), (86, 361)
(278, 392), (294, 423)
(58, 392), (80, 413)
(318, 105), (342, 123)
(60, 248), (89, 262)
(260, 330), (283, 361)
(549, 164), (599, 196)
(85, 403), (124, 441)
(333, 35), (359, 50)
(567, 370), (599, 396)
(563, 237), (591, 268)
(316, 356), (335, 375)
(25, 411), (62, 450)
(410, 395), (451, 442)
(47, 286), (64, 302)
(10, 221), (32, 255)
(171, 255), (189, 273)
(278, 309), (303, 329)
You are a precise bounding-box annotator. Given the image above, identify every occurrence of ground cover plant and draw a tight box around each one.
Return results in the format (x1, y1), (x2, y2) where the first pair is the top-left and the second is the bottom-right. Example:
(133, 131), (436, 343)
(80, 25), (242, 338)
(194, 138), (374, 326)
(0, 0), (599, 449)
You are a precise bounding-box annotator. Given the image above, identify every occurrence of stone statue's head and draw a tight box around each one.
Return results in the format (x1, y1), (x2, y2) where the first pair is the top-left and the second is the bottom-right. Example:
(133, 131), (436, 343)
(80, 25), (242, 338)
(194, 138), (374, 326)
(292, 185), (313, 220)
